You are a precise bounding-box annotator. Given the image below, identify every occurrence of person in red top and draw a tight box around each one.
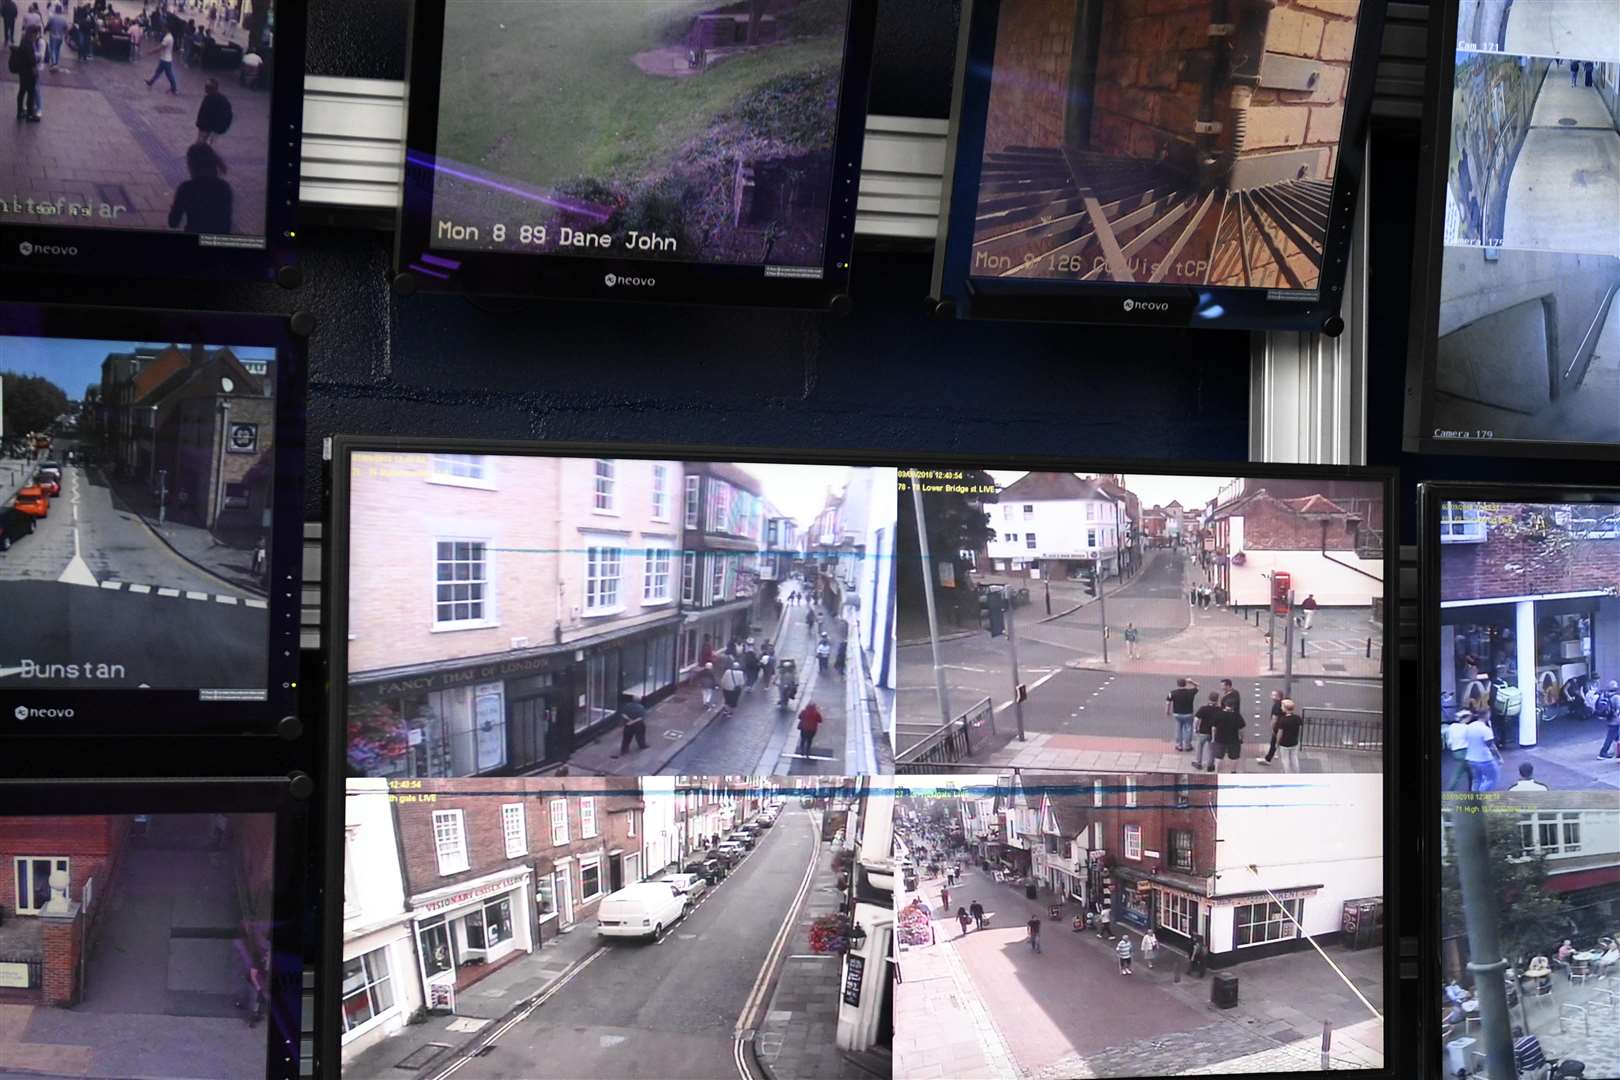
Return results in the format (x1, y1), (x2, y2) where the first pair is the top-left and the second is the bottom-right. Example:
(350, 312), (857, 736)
(797, 700), (823, 757)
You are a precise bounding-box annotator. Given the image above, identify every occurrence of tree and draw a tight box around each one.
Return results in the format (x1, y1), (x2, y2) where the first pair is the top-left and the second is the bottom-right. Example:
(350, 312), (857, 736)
(0, 372), (71, 440)
(897, 469), (997, 631)
(1440, 808), (1575, 975)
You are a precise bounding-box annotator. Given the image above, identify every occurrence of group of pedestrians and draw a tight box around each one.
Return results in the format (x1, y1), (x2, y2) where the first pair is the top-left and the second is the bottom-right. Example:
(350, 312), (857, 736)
(1165, 677), (1306, 771)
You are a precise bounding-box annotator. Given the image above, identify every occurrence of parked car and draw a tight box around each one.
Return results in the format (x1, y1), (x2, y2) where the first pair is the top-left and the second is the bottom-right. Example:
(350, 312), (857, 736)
(752, 815), (774, 830)
(726, 830), (756, 850)
(32, 473), (60, 498)
(660, 873), (708, 908)
(714, 841), (746, 865)
(13, 487), (48, 518)
(682, 855), (726, 884)
(596, 881), (688, 942)
(0, 507), (35, 551)
(37, 459), (61, 474)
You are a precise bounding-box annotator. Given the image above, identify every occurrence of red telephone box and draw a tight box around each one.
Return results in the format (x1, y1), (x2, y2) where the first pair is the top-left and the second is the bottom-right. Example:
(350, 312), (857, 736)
(1271, 571), (1292, 615)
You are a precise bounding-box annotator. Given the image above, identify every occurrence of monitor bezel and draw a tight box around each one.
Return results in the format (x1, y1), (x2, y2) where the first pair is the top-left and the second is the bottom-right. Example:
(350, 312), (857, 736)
(322, 435), (1402, 1078)
(0, 302), (306, 736)
(0, 5), (306, 285)
(0, 776), (308, 1080)
(1405, 6), (1620, 460)
(929, 0), (1385, 332)
(393, 0), (878, 309)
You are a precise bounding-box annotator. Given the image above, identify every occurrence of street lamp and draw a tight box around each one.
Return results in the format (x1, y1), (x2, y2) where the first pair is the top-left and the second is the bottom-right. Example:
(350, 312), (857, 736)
(214, 379), (234, 531)
(847, 921), (867, 953)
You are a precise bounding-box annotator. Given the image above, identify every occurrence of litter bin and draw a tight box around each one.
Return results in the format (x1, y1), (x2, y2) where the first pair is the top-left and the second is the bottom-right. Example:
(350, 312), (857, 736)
(1025, 882), (1038, 900)
(1211, 971), (1239, 1008)
(1444, 1036), (1475, 1077)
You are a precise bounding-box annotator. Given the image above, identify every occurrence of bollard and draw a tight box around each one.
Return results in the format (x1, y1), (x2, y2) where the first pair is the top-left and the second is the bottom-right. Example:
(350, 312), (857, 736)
(1301, 635), (1307, 659)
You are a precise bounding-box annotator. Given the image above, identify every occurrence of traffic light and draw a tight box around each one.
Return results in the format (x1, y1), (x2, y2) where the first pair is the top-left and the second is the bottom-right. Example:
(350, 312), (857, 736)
(1084, 570), (1097, 597)
(986, 590), (1005, 637)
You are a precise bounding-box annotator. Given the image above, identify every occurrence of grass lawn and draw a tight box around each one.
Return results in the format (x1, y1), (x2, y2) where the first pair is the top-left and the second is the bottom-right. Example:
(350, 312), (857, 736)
(437, 0), (847, 187)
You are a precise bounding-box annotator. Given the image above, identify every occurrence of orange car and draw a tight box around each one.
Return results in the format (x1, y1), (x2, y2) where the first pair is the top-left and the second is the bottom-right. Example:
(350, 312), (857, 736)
(13, 486), (49, 519)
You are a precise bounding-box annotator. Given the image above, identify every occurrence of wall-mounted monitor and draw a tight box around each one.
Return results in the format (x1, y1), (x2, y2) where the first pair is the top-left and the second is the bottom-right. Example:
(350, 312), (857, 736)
(0, 303), (306, 735)
(0, 777), (307, 1080)
(395, 0), (878, 308)
(326, 437), (897, 779)
(1406, 3), (1620, 456)
(930, 0), (1384, 330)
(0, 1), (304, 284)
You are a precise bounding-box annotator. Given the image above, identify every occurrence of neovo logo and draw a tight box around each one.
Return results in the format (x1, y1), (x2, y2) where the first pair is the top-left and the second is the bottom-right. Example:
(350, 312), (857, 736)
(1122, 298), (1169, 313)
(603, 273), (655, 289)
(13, 705), (74, 720)
(17, 242), (78, 257)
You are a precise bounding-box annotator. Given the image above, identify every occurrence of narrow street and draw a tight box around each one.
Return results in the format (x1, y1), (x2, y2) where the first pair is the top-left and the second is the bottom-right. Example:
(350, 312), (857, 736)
(1500, 1), (1620, 64)
(0, 459), (267, 690)
(1501, 65), (1620, 256)
(426, 806), (819, 1080)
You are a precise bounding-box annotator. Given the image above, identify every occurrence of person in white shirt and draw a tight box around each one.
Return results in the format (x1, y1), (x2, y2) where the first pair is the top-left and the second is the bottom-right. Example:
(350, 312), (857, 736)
(1444, 712), (1472, 791)
(1464, 713), (1503, 791)
(146, 26), (176, 92)
(1507, 762), (1549, 792)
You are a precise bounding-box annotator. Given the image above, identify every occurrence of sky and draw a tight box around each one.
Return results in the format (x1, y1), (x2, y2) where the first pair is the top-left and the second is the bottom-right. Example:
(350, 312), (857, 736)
(986, 471), (1234, 510)
(0, 337), (278, 401)
(736, 462), (856, 526)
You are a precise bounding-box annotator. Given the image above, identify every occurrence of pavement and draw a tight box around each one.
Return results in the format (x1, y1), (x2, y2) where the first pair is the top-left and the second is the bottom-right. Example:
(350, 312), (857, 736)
(753, 817), (882, 1080)
(1454, 968), (1620, 1078)
(1443, 712), (1620, 792)
(1500, 1), (1620, 62)
(0, 0), (272, 237)
(382, 806), (822, 1080)
(1501, 67), (1620, 257)
(895, 857), (1386, 1078)
(0, 814), (267, 1080)
(105, 473), (268, 597)
(0, 459), (268, 692)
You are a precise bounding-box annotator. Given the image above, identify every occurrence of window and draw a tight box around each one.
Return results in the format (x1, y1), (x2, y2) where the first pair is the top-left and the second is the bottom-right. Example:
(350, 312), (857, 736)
(1002, 505), (1015, 522)
(594, 460), (616, 512)
(13, 856), (69, 914)
(1093, 780), (1103, 807)
(465, 896), (513, 950)
(1025, 533), (1037, 549)
(1086, 503), (1096, 521)
(1087, 529), (1097, 547)
(710, 557), (727, 604)
(502, 804), (527, 858)
(685, 476), (701, 528)
(434, 540), (490, 627)
(428, 454), (492, 488)
(580, 856), (603, 902)
(1160, 892), (1198, 937)
(627, 811), (636, 838)
(1168, 829), (1194, 872)
(1233, 899), (1302, 948)
(1003, 532), (1016, 543)
(1022, 504), (1034, 521)
(1519, 811), (1583, 856)
(584, 544), (623, 613)
(550, 799), (570, 846)
(1123, 824), (1142, 860)
(643, 547), (672, 604)
(651, 465), (669, 520)
(1125, 778), (1137, 808)
(431, 810), (468, 875)
(419, 917), (452, 979)
(682, 551), (697, 603)
(535, 874), (557, 918)
(581, 797), (598, 838)
(712, 482), (731, 533)
(1440, 502), (1487, 543)
(340, 947), (396, 1035)
(1174, 775), (1191, 808)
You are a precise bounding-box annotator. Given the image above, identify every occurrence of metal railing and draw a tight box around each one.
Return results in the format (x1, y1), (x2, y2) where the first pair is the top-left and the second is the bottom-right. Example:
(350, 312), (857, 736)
(1298, 706), (1384, 753)
(896, 696), (993, 773)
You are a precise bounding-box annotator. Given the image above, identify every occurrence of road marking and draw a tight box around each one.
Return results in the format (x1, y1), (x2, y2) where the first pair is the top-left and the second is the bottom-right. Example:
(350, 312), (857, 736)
(157, 588), (180, 597)
(184, 591), (209, 601)
(128, 584), (150, 594)
(57, 526), (98, 587)
(99, 581), (122, 591)
(215, 595), (239, 605)
(245, 598), (267, 609)
(735, 815), (822, 1039)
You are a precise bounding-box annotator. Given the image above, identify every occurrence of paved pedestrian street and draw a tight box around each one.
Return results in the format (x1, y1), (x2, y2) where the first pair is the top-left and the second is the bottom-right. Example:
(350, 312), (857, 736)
(897, 861), (1385, 1078)
(0, 0), (270, 237)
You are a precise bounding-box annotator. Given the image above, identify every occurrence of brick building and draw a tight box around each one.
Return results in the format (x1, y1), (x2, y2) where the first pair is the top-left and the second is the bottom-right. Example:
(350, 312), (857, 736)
(345, 452), (686, 777)
(0, 816), (129, 1006)
(1205, 479), (1384, 608)
(1439, 499), (1620, 747)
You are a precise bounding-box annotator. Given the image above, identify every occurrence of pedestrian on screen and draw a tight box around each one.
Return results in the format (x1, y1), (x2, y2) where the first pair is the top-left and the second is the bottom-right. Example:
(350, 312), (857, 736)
(940, 885), (950, 911)
(1115, 934), (1133, 974)
(1508, 762), (1548, 792)
(195, 77), (231, 143)
(1026, 913), (1042, 953)
(1300, 593), (1318, 630)
(1193, 692), (1223, 771)
(970, 900), (985, 930)
(1274, 699), (1303, 772)
(2, 0), (17, 47)
(168, 143), (233, 233)
(1464, 709), (1502, 791)
(1573, 59), (1581, 86)
(1167, 677), (1198, 751)
(796, 700), (823, 757)
(1211, 701), (1246, 773)
(1141, 929), (1159, 969)
(1258, 690), (1284, 764)
(759, 642), (776, 688)
(146, 22), (176, 91)
(957, 907), (971, 936)
(719, 662), (745, 715)
(1444, 711), (1473, 791)
(611, 692), (648, 757)
(1188, 934), (1207, 977)
(742, 639), (761, 689)
(1599, 680), (1620, 758)
(1124, 622), (1140, 659)
(1219, 678), (1241, 720)
(698, 662), (717, 709)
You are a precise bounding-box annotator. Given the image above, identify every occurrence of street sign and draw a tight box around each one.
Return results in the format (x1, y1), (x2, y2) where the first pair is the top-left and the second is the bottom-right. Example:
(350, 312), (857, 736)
(1015, 684), (1028, 703)
(842, 954), (865, 1007)
(0, 963), (29, 989)
(227, 422), (258, 454)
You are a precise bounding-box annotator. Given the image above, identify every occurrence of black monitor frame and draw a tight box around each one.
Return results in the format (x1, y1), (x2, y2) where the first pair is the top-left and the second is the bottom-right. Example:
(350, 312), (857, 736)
(930, 0), (1385, 332)
(1403, 4), (1620, 460)
(0, 303), (306, 737)
(394, 0), (878, 309)
(0, 775), (309, 1080)
(0, 7), (306, 286)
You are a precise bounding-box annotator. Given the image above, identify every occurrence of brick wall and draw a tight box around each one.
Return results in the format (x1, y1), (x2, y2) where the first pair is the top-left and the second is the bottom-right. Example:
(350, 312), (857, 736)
(1091, 775), (1217, 877)
(1091, 0), (1210, 166)
(1440, 504), (1620, 602)
(982, 0), (1077, 156)
(0, 816), (123, 919)
(1236, 498), (1361, 552)
(41, 911), (81, 1006)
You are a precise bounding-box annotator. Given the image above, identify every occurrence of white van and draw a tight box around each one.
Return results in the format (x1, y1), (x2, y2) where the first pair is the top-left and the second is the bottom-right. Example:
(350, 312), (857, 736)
(596, 881), (689, 942)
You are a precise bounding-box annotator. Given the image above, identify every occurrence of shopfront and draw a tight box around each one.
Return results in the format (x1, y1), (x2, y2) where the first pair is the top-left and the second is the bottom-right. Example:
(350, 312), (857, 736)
(410, 867), (533, 1008)
(1113, 869), (1155, 931)
(348, 621), (681, 777)
(1151, 885), (1208, 953)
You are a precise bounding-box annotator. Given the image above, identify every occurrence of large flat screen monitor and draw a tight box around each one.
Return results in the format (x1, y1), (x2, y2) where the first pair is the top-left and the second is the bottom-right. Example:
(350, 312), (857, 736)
(395, 0), (877, 308)
(0, 777), (307, 1080)
(0, 0), (304, 283)
(895, 463), (1394, 777)
(1421, 482), (1620, 1078)
(1406, 3), (1620, 455)
(930, 0), (1384, 331)
(0, 303), (305, 734)
(327, 437), (897, 779)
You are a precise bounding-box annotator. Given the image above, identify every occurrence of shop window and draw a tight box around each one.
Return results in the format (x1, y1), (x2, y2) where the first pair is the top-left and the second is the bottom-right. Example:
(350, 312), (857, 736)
(580, 856), (603, 902)
(550, 799), (570, 846)
(581, 797), (598, 838)
(13, 856), (69, 914)
(685, 476), (701, 528)
(466, 896), (513, 950)
(651, 464), (670, 520)
(432, 810), (468, 876)
(434, 540), (491, 628)
(584, 544), (623, 613)
(535, 875), (556, 918)
(1160, 892), (1197, 937)
(1234, 899), (1301, 948)
(1440, 502), (1486, 543)
(340, 947), (396, 1035)
(502, 804), (527, 858)
(593, 460), (616, 512)
(420, 917), (453, 979)
(1169, 829), (1194, 872)
(1123, 824), (1142, 861)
